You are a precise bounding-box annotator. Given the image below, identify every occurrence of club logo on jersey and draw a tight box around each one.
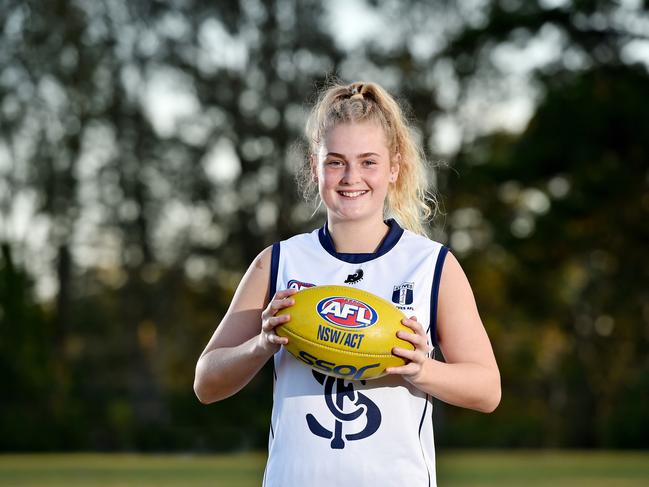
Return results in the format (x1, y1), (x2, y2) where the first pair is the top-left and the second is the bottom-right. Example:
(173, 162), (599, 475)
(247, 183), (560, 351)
(287, 279), (315, 291)
(392, 282), (414, 305)
(316, 296), (378, 329)
(344, 268), (364, 284)
(306, 371), (381, 449)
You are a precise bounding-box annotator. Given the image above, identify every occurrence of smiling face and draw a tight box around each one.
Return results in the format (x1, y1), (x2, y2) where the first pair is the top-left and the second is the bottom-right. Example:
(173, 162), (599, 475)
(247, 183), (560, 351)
(313, 122), (399, 225)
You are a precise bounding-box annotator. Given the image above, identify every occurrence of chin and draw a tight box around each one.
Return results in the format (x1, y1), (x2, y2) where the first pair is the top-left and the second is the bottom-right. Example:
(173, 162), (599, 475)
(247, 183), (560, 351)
(332, 209), (382, 223)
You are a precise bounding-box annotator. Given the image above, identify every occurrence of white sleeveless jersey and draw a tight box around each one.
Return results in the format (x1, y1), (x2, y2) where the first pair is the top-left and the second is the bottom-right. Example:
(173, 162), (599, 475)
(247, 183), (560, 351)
(263, 220), (449, 487)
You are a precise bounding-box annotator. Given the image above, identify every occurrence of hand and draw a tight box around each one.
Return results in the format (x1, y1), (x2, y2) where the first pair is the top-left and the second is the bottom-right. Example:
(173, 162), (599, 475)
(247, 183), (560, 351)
(385, 316), (432, 383)
(258, 288), (297, 354)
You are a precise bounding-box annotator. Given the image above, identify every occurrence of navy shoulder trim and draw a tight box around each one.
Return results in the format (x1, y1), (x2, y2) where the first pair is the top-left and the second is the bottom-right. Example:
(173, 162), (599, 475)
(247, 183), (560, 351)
(317, 218), (404, 264)
(269, 242), (280, 300)
(429, 245), (449, 349)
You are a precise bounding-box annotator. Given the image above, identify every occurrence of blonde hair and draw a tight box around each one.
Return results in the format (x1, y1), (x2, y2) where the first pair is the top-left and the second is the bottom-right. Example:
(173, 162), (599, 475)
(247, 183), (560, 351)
(299, 80), (438, 236)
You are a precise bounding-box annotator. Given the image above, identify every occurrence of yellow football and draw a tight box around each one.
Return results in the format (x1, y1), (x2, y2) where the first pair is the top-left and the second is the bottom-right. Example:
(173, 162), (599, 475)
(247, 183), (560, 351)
(274, 285), (414, 380)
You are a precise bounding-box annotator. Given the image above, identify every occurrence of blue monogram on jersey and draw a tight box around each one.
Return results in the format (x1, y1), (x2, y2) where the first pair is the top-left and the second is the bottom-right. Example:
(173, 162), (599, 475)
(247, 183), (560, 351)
(305, 371), (381, 449)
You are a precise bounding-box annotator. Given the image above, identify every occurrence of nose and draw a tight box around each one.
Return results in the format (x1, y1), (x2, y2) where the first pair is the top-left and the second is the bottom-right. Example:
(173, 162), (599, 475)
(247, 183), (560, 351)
(341, 162), (361, 185)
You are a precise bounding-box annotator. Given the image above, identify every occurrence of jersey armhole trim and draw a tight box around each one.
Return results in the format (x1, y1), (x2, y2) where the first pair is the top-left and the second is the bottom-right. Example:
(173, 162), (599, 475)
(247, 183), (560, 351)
(429, 245), (449, 349)
(269, 243), (281, 392)
(269, 242), (280, 300)
(417, 393), (432, 487)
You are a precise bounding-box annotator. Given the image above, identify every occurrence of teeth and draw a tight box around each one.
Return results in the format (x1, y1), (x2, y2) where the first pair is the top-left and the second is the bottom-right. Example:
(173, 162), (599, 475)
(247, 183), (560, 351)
(340, 191), (367, 197)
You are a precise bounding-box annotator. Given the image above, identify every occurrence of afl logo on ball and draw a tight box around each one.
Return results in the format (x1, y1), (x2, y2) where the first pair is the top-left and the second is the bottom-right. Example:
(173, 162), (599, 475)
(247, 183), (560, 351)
(316, 297), (378, 329)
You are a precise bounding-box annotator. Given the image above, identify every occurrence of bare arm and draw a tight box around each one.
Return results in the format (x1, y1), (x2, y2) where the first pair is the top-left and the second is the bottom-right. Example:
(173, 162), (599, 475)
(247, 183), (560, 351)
(193, 247), (295, 404)
(387, 251), (501, 413)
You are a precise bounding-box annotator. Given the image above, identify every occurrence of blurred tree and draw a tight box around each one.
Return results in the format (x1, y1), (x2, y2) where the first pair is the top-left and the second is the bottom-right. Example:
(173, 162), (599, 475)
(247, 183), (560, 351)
(0, 0), (346, 450)
(403, 0), (649, 449)
(445, 64), (649, 448)
(0, 243), (57, 449)
(1, 0), (648, 451)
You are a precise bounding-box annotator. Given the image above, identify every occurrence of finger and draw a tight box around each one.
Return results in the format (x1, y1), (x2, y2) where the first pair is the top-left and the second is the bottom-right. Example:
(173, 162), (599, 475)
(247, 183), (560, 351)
(272, 314), (291, 328)
(269, 296), (295, 313)
(396, 328), (425, 342)
(262, 314), (291, 331)
(262, 316), (288, 334)
(274, 288), (298, 300)
(270, 296), (295, 310)
(401, 316), (424, 334)
(385, 363), (418, 375)
(392, 347), (426, 363)
(263, 289), (298, 316)
(396, 330), (428, 350)
(268, 334), (288, 346)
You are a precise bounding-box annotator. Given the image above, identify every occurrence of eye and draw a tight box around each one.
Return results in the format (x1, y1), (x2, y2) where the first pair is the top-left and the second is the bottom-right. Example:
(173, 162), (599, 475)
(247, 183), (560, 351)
(363, 159), (377, 166)
(326, 159), (344, 167)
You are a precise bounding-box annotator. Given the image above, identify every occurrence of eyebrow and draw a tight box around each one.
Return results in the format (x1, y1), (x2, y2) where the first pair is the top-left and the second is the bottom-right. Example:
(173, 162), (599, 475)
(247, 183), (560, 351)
(325, 152), (382, 159)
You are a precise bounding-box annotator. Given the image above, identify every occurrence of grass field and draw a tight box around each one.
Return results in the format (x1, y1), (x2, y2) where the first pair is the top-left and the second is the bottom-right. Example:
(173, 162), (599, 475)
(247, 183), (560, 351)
(1, 450), (648, 486)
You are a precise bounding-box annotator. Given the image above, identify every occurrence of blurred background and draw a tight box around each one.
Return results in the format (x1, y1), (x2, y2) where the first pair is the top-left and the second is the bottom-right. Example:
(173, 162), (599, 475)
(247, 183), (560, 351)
(1, 0), (648, 455)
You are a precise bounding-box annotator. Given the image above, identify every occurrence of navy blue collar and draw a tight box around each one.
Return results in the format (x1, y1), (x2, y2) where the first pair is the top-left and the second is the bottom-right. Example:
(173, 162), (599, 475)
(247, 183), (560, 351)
(318, 219), (405, 264)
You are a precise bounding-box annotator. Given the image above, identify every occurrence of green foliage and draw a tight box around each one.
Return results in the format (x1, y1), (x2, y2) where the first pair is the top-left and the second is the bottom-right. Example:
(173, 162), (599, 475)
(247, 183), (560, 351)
(0, 244), (58, 449)
(1, 0), (648, 451)
(444, 64), (649, 448)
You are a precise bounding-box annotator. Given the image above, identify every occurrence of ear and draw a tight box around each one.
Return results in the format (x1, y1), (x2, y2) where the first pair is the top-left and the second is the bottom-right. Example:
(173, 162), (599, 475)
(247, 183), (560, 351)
(309, 154), (318, 183)
(390, 153), (401, 183)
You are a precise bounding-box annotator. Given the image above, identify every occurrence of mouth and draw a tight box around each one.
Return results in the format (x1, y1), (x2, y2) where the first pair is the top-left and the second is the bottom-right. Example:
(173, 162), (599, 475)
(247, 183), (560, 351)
(337, 190), (369, 198)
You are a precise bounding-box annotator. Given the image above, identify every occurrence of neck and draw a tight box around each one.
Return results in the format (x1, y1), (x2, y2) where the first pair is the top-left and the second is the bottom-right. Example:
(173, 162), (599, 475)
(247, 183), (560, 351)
(326, 217), (390, 253)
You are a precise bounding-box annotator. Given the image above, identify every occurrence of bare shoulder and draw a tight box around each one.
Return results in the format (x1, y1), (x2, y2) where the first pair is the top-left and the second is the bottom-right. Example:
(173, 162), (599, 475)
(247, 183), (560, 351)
(439, 250), (471, 294)
(199, 246), (274, 355)
(254, 245), (273, 270)
(437, 250), (494, 365)
(437, 250), (479, 323)
(230, 245), (273, 307)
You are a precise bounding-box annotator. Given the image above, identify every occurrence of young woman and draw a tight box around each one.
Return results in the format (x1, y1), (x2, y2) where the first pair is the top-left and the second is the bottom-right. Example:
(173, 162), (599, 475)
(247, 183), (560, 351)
(194, 81), (501, 486)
